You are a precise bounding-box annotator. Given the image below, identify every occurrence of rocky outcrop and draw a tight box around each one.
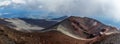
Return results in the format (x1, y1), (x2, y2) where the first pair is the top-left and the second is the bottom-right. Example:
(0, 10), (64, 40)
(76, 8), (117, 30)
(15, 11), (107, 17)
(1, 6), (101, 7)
(68, 16), (118, 38)
(0, 16), (119, 44)
(93, 33), (120, 44)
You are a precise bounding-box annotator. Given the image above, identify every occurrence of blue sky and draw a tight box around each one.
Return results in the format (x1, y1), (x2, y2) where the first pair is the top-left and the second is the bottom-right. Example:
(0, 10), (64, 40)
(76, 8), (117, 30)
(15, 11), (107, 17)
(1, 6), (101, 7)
(0, 0), (120, 28)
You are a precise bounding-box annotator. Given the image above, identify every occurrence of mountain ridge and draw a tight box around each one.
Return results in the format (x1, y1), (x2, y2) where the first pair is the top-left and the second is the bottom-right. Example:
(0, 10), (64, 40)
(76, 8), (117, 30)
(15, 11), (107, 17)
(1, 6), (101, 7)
(0, 16), (119, 44)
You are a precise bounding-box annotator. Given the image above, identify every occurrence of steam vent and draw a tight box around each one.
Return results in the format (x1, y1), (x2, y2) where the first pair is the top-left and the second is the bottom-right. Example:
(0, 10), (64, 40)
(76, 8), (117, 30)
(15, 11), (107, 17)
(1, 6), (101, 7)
(0, 16), (119, 44)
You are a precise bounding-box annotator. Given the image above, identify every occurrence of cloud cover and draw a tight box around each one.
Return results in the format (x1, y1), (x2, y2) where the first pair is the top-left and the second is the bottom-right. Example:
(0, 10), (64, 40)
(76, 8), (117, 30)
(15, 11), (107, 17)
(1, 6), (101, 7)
(0, 0), (120, 22)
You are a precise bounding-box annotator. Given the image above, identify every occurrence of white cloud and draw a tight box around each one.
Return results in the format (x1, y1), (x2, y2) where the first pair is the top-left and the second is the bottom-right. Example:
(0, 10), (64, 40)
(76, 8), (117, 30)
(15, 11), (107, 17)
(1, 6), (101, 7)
(0, 1), (11, 6)
(40, 0), (120, 22)
(12, 0), (26, 4)
(38, 5), (43, 8)
(0, 0), (120, 22)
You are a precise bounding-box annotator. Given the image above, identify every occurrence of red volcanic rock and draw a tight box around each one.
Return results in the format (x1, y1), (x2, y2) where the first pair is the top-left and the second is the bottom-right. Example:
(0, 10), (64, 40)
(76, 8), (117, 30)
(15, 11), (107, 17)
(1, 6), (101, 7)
(68, 16), (118, 38)
(0, 16), (118, 44)
(68, 16), (119, 44)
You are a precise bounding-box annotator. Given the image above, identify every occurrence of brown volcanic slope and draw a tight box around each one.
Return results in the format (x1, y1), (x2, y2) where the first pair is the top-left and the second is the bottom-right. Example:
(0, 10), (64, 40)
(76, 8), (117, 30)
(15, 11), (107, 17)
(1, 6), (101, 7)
(0, 25), (88, 44)
(0, 16), (119, 44)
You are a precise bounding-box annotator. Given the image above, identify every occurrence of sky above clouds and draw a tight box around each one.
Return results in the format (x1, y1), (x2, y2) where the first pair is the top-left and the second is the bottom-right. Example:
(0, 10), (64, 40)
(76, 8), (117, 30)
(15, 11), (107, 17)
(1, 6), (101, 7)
(0, 0), (120, 28)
